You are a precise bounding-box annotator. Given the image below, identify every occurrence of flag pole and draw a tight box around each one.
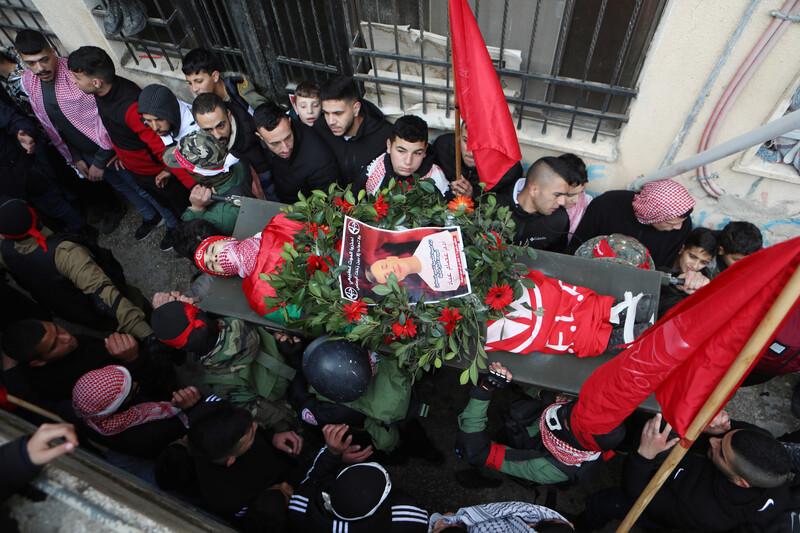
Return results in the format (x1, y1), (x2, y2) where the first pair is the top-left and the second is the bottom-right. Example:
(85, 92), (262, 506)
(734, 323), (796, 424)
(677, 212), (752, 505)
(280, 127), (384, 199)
(617, 265), (800, 533)
(448, 0), (462, 182)
(2, 389), (66, 423)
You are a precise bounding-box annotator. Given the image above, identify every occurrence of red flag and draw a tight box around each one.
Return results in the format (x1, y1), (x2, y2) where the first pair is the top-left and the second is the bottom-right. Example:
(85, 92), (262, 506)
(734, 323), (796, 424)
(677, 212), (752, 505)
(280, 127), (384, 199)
(449, 0), (521, 189)
(570, 236), (800, 447)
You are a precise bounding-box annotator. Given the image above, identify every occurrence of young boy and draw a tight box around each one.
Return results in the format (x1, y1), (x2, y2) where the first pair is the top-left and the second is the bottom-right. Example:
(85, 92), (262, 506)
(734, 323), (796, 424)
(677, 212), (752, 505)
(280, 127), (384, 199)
(714, 220), (763, 273)
(356, 114), (448, 196)
(291, 80), (321, 127)
(181, 48), (266, 116)
(657, 227), (719, 318)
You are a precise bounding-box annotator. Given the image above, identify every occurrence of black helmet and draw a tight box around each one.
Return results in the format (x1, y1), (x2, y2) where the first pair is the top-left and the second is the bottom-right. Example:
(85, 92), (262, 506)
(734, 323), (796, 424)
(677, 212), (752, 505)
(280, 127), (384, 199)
(303, 336), (373, 403)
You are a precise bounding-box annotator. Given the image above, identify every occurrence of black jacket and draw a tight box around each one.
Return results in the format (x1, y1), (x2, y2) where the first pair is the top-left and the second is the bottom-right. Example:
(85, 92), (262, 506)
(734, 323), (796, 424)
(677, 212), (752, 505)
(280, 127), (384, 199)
(495, 184), (569, 251)
(431, 132), (521, 201)
(624, 449), (790, 531)
(228, 100), (271, 175)
(268, 119), (340, 203)
(314, 98), (392, 185)
(568, 189), (692, 268)
(0, 436), (40, 501)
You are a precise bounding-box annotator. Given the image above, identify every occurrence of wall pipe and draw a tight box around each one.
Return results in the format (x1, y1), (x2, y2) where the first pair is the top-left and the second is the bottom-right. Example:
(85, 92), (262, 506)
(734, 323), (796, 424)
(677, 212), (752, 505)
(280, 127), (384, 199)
(628, 108), (800, 190)
(658, 0), (760, 170)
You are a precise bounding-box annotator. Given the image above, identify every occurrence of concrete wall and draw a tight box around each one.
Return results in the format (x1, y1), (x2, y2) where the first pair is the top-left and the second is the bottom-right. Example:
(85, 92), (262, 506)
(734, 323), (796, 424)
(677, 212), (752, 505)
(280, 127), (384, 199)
(29, 0), (800, 244)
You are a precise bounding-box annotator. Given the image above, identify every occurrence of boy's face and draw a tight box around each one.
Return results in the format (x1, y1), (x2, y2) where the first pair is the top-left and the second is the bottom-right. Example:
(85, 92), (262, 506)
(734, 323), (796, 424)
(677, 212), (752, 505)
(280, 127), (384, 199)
(721, 252), (746, 267)
(293, 95), (321, 126)
(203, 238), (234, 274)
(386, 137), (427, 177)
(185, 69), (219, 96)
(677, 245), (712, 273)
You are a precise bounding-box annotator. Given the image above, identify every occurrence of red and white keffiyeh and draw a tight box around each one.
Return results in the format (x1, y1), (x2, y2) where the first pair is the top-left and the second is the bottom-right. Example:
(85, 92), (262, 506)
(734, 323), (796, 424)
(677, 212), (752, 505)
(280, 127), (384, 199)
(21, 57), (114, 163)
(631, 179), (694, 225)
(539, 402), (600, 466)
(219, 235), (262, 278)
(364, 154), (448, 195)
(72, 365), (179, 436)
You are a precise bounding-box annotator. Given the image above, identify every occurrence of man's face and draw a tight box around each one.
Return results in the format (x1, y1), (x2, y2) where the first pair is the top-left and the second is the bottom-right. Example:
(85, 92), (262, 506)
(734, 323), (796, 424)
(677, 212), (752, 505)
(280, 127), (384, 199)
(70, 70), (99, 95)
(257, 117), (294, 159)
(226, 422), (258, 465)
(184, 70), (219, 96)
(460, 129), (475, 168)
(322, 98), (359, 137)
(33, 322), (78, 364)
(293, 95), (321, 126)
(708, 430), (741, 483)
(387, 137), (427, 177)
(677, 245), (712, 273)
(19, 47), (58, 83)
(195, 107), (232, 146)
(141, 113), (172, 136)
(529, 169), (570, 215)
(651, 216), (687, 232)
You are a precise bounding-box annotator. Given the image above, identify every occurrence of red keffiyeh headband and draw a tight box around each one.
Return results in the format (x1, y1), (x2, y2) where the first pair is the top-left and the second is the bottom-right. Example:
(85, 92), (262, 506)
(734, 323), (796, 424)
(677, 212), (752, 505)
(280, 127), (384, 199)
(632, 179), (695, 225)
(194, 235), (233, 276)
(0, 203), (48, 251)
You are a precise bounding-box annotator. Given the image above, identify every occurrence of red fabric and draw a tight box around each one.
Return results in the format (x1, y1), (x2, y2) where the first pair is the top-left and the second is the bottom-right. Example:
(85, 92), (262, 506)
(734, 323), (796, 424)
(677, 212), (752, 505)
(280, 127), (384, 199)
(571, 236), (800, 441)
(0, 385), (14, 410)
(484, 269), (615, 357)
(161, 303), (208, 348)
(0, 206), (48, 251)
(449, 0), (521, 190)
(242, 214), (304, 315)
(485, 443), (506, 470)
(754, 304), (800, 375)
(118, 103), (166, 176)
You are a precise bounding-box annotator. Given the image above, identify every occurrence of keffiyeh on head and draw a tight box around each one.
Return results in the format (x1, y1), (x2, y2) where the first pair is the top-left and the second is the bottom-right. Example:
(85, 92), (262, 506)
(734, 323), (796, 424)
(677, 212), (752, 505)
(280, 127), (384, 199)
(218, 235), (262, 278)
(539, 402), (601, 466)
(194, 235), (234, 276)
(72, 365), (178, 435)
(632, 179), (694, 225)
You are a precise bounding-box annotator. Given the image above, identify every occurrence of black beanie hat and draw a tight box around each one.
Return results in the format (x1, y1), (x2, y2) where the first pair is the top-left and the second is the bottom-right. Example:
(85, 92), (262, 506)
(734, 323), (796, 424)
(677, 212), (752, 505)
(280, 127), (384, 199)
(138, 84), (180, 131)
(151, 301), (217, 353)
(0, 198), (34, 238)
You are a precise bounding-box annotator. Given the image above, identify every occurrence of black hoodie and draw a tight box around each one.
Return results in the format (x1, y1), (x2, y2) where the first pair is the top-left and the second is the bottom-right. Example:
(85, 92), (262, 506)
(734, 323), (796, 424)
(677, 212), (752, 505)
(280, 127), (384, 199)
(314, 98), (392, 185)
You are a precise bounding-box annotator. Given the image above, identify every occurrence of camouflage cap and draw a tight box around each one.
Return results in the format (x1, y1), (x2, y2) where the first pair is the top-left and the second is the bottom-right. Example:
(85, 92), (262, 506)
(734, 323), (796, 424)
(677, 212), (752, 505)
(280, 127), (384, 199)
(574, 234), (655, 270)
(163, 130), (227, 174)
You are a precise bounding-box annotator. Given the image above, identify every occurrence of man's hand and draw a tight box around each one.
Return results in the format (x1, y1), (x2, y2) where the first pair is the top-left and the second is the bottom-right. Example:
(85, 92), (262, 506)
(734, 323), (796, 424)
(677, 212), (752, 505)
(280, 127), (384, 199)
(268, 481), (294, 505)
(170, 386), (201, 410)
(638, 413), (680, 460)
(273, 332), (302, 344)
(189, 185), (213, 211)
(74, 160), (90, 179)
(87, 164), (106, 182)
(26, 423), (79, 466)
(155, 170), (172, 188)
(152, 291), (199, 308)
(677, 271), (710, 294)
(109, 154), (124, 170)
(105, 333), (139, 363)
(322, 424), (372, 463)
(272, 430), (303, 457)
(704, 410), (731, 435)
(17, 130), (35, 154)
(449, 176), (473, 197)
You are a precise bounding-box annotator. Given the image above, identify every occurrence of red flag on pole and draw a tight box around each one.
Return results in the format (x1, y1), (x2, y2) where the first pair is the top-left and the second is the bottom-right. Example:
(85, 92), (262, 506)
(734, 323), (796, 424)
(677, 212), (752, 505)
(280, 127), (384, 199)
(570, 236), (800, 447)
(449, 0), (521, 190)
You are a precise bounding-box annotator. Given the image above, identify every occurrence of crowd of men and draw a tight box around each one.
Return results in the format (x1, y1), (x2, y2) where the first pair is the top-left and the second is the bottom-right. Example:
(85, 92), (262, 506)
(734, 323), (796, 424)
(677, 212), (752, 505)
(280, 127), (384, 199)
(0, 29), (798, 533)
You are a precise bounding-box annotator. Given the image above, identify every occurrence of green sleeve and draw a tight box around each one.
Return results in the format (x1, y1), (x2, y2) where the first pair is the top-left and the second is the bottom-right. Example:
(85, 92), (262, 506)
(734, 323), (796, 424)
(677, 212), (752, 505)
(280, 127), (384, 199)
(182, 203), (239, 235)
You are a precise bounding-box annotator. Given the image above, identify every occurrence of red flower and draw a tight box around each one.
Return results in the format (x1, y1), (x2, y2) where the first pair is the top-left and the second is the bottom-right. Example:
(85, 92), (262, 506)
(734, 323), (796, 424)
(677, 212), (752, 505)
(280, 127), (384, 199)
(391, 318), (417, 339)
(304, 222), (330, 236)
(342, 299), (367, 322)
(306, 254), (333, 274)
(447, 195), (475, 214)
(483, 230), (507, 250)
(373, 194), (389, 221)
(485, 284), (514, 310)
(334, 197), (354, 213)
(438, 307), (463, 335)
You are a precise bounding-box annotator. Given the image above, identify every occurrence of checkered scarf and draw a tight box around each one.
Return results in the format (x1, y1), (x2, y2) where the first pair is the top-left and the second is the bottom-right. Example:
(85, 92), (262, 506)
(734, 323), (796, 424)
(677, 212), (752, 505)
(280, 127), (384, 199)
(219, 235), (261, 278)
(539, 402), (600, 466)
(430, 501), (568, 533)
(21, 57), (114, 163)
(631, 179), (694, 225)
(72, 365), (178, 436)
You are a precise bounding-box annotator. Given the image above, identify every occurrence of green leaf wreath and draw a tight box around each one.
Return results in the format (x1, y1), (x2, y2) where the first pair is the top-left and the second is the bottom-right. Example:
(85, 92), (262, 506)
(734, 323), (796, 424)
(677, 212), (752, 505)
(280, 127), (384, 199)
(261, 178), (536, 383)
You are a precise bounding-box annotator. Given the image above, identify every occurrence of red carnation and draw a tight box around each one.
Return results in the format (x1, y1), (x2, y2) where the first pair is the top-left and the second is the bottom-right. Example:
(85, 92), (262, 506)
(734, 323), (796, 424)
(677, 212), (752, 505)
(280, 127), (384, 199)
(485, 284), (514, 310)
(306, 254), (333, 274)
(391, 318), (417, 339)
(438, 307), (463, 335)
(373, 194), (389, 221)
(484, 230), (507, 250)
(342, 299), (367, 322)
(334, 197), (354, 213)
(304, 222), (330, 236)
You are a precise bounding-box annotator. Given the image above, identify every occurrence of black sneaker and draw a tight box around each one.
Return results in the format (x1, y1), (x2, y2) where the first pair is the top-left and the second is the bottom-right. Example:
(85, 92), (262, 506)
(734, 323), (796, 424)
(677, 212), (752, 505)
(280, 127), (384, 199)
(159, 228), (176, 252)
(100, 208), (125, 234)
(134, 215), (163, 241)
(614, 293), (656, 324)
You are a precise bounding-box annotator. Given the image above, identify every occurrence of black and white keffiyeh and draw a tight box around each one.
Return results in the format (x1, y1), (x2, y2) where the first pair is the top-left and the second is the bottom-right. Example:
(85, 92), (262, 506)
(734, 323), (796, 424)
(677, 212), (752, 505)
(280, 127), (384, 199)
(428, 501), (568, 533)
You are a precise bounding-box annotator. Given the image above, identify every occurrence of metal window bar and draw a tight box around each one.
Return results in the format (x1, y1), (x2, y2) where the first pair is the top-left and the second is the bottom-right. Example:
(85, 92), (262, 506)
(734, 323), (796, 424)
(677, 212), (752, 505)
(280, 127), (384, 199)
(0, 0), (60, 53)
(566, 0), (608, 139)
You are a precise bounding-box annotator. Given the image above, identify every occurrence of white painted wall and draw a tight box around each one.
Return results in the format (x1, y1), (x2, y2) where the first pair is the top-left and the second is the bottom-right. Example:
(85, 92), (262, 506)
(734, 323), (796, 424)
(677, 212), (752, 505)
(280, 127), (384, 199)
(28, 0), (800, 244)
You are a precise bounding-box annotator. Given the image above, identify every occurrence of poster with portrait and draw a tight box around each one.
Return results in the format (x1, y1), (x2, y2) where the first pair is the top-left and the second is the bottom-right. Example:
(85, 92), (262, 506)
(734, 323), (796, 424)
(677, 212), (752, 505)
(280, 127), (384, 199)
(338, 216), (472, 304)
